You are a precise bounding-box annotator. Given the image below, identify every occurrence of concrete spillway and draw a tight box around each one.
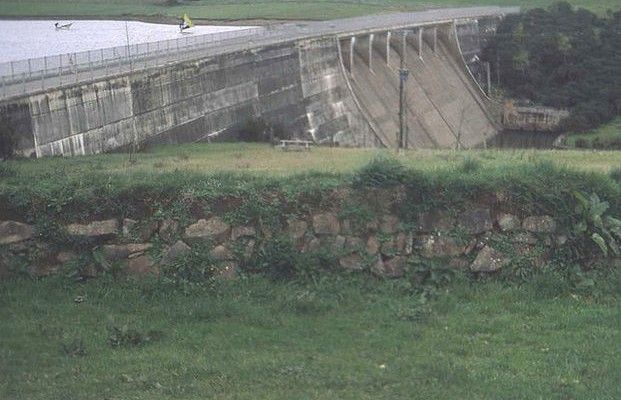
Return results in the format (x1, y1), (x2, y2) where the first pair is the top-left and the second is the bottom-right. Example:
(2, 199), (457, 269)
(0, 9), (515, 158)
(342, 24), (500, 149)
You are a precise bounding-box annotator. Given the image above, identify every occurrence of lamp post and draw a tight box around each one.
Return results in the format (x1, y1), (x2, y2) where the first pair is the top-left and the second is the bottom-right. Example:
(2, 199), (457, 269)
(398, 61), (409, 149)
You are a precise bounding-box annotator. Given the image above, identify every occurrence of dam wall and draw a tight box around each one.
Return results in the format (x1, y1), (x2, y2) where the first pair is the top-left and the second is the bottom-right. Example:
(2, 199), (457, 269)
(0, 9), (516, 158)
(1, 37), (374, 158)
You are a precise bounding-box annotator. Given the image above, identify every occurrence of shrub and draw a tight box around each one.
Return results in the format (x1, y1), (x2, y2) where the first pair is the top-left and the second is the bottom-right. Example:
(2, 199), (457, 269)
(352, 155), (409, 189)
(608, 166), (621, 184)
(247, 234), (299, 280)
(161, 242), (217, 285)
(563, 191), (621, 264)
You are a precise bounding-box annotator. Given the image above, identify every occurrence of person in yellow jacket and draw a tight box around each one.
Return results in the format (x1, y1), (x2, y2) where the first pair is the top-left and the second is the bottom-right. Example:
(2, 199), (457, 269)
(179, 13), (194, 33)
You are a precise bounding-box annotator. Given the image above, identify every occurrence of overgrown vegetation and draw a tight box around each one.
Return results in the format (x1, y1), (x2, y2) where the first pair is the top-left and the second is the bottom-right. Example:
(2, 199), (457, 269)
(483, 2), (621, 133)
(2, 147), (621, 398)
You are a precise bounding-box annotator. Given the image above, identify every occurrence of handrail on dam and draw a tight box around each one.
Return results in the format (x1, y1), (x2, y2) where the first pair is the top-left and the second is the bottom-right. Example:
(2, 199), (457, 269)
(0, 7), (519, 101)
(0, 27), (264, 100)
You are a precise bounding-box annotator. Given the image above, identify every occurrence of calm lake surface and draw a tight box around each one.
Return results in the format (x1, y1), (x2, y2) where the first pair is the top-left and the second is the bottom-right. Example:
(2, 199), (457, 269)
(0, 20), (248, 63)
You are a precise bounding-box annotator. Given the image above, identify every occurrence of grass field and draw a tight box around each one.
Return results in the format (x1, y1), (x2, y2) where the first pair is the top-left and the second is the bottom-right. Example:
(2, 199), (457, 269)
(1, 272), (620, 400)
(6, 144), (621, 179)
(0, 0), (618, 21)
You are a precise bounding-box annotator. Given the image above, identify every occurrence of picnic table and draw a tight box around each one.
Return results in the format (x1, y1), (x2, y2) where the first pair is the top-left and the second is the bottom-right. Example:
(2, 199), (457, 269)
(280, 140), (313, 151)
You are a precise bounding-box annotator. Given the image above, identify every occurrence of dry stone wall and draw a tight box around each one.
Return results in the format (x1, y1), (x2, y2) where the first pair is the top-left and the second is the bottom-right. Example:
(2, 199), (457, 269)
(0, 189), (572, 281)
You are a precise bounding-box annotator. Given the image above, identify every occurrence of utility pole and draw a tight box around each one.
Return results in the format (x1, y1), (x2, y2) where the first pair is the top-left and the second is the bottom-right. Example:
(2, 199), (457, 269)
(398, 57), (409, 149)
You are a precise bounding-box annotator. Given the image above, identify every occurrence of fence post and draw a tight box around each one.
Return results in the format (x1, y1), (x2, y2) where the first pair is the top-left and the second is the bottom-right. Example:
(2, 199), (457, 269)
(28, 58), (32, 81)
(22, 72), (26, 93)
(102, 49), (107, 76)
(59, 55), (63, 85)
(10, 61), (15, 82)
(74, 53), (78, 83)
(89, 50), (93, 80)
(43, 56), (48, 90)
(2, 75), (5, 98)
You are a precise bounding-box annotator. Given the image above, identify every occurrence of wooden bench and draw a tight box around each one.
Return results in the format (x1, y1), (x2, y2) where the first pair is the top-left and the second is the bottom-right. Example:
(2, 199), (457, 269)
(280, 140), (313, 151)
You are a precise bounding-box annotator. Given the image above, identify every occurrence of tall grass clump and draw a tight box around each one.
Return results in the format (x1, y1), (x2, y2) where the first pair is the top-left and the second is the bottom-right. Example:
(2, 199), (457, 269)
(352, 154), (409, 189)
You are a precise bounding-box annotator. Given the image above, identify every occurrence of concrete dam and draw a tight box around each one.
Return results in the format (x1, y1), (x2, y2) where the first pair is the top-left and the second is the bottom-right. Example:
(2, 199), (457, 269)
(0, 7), (519, 158)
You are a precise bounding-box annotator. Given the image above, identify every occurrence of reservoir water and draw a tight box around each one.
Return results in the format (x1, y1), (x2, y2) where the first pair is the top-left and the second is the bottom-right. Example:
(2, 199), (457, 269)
(0, 20), (248, 63)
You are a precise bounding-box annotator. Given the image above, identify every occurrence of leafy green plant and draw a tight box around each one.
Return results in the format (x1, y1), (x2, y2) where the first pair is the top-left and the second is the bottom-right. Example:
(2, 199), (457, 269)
(247, 234), (299, 280)
(570, 191), (621, 259)
(161, 242), (217, 285)
(608, 166), (621, 185)
(405, 256), (462, 300)
(352, 155), (409, 189)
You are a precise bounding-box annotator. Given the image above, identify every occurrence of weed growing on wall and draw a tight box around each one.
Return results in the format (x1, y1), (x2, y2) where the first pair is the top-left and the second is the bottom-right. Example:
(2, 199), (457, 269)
(160, 242), (217, 288)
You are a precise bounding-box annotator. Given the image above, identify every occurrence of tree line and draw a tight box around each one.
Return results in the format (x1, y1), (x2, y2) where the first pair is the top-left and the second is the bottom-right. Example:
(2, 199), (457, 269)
(482, 1), (621, 133)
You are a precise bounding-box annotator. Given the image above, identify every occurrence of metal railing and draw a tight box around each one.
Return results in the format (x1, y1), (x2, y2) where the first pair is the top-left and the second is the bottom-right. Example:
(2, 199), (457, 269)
(0, 27), (264, 100)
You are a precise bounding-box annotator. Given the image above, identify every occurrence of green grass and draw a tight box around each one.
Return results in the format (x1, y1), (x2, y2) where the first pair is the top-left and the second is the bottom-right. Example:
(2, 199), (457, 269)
(0, 0), (618, 20)
(567, 117), (621, 149)
(1, 273), (620, 399)
(5, 144), (621, 178)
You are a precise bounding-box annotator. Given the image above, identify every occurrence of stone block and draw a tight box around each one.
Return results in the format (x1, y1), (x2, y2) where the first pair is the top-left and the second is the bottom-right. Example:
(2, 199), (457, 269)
(160, 240), (191, 266)
(312, 212), (340, 236)
(210, 245), (234, 261)
(66, 219), (118, 237)
(184, 217), (231, 244)
(127, 255), (159, 278)
(101, 243), (152, 261)
(231, 225), (256, 241)
(286, 219), (308, 240)
(417, 234), (466, 258)
(496, 213), (520, 232)
(367, 235), (379, 254)
(331, 235), (346, 252)
(379, 214), (399, 234)
(470, 246), (509, 272)
(416, 210), (454, 232)
(0, 221), (36, 244)
(458, 208), (492, 234)
(522, 216), (556, 233)
(339, 254), (364, 270)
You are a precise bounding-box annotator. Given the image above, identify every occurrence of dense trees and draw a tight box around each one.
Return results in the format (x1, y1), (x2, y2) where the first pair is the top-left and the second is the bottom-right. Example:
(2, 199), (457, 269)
(482, 2), (621, 132)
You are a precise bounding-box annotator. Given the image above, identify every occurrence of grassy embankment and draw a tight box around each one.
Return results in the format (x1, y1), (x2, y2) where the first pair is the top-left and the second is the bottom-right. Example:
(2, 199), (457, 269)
(566, 117), (621, 150)
(0, 0), (618, 21)
(2, 145), (621, 399)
